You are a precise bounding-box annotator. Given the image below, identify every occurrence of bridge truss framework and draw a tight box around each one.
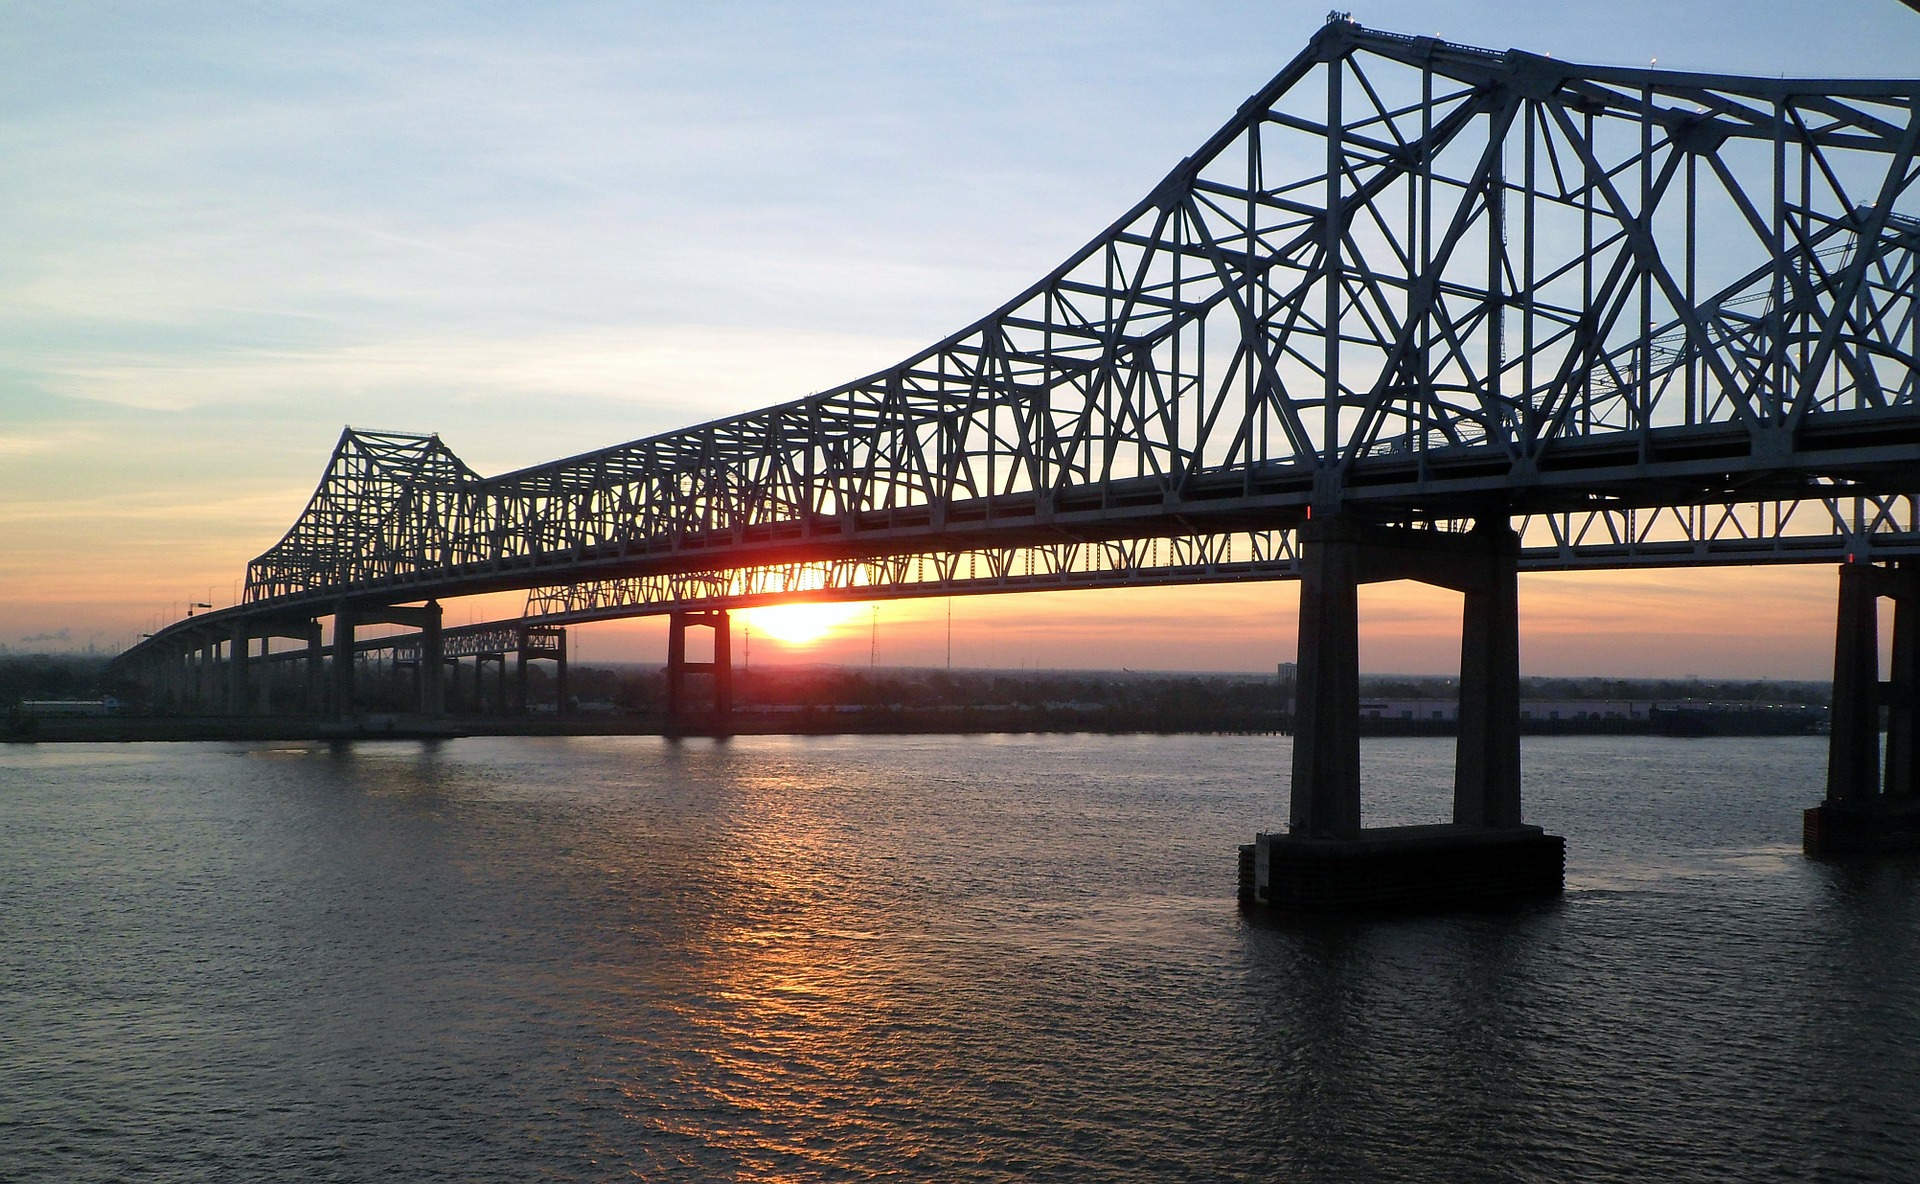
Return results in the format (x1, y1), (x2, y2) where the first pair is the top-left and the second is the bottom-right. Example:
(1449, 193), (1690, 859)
(113, 19), (1920, 870)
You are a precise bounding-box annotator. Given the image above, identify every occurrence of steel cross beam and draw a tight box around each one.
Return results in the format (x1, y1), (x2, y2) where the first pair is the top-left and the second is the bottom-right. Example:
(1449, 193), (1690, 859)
(111, 20), (1920, 670)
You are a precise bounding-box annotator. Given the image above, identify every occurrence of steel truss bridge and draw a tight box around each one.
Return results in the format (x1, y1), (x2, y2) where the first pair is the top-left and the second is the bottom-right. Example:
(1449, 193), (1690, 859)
(116, 19), (1920, 855)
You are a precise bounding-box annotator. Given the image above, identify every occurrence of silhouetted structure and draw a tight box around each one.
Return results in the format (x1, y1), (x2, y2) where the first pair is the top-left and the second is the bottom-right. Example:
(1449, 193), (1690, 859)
(113, 20), (1920, 901)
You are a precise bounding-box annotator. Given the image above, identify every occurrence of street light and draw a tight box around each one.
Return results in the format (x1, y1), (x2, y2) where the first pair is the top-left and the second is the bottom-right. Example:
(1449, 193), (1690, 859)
(186, 602), (212, 617)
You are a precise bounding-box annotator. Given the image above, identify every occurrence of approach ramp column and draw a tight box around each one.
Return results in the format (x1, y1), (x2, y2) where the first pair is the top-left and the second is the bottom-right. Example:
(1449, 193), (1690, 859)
(226, 622), (251, 715)
(514, 623), (529, 715)
(419, 601), (444, 716)
(331, 604), (357, 716)
(304, 622), (324, 714)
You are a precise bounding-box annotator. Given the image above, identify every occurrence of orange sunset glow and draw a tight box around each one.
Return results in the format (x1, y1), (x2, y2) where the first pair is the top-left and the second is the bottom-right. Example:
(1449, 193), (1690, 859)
(738, 603), (870, 648)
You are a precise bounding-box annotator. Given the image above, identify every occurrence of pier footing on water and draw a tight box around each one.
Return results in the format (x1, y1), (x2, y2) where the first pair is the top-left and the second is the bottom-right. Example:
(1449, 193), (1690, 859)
(1238, 824), (1565, 913)
(1803, 800), (1920, 857)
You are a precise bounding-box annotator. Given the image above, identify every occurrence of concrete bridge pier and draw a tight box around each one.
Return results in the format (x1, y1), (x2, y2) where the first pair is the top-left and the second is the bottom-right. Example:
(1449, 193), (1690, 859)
(1805, 559), (1920, 854)
(194, 637), (216, 713)
(305, 623), (325, 714)
(1243, 515), (1563, 912)
(666, 609), (732, 732)
(469, 652), (511, 715)
(157, 649), (182, 713)
(227, 622), (251, 715)
(513, 629), (529, 715)
(331, 604), (357, 716)
(335, 601), (445, 717)
(418, 601), (443, 715)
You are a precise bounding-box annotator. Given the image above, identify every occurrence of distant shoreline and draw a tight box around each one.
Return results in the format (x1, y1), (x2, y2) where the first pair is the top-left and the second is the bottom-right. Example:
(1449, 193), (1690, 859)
(4, 709), (1824, 745)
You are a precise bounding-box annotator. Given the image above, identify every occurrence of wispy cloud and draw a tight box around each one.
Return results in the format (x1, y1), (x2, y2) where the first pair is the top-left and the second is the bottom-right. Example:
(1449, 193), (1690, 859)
(28, 324), (923, 436)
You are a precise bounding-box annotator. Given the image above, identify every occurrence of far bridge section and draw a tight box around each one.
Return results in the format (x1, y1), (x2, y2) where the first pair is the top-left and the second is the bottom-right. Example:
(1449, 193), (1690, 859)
(138, 613), (569, 720)
(113, 18), (1920, 905)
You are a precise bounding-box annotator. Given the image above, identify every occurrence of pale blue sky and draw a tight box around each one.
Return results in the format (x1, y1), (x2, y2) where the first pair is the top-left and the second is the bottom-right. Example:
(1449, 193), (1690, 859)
(4, 1), (1918, 668)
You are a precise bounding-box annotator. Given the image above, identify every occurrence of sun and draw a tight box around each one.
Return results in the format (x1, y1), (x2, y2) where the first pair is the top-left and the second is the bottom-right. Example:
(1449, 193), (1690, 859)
(738, 602), (866, 647)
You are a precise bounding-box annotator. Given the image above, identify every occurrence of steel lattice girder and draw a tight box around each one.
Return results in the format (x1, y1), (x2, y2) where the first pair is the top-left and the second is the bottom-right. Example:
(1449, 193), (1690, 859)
(501, 491), (1920, 623)
(211, 21), (1919, 626)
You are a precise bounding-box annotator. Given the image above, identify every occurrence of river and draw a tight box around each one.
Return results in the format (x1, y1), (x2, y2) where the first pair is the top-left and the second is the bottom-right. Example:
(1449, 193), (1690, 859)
(2, 733), (1915, 1181)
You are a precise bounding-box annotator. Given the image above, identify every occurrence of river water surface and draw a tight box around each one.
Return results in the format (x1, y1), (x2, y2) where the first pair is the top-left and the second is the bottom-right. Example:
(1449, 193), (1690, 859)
(2, 733), (1916, 1181)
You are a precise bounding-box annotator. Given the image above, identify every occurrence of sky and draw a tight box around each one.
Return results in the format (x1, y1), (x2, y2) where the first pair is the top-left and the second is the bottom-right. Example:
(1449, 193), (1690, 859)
(4, 1), (1919, 675)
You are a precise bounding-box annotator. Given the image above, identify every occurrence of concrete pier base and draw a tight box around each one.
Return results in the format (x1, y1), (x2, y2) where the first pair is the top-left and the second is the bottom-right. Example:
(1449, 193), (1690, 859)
(1807, 561), (1920, 857)
(1803, 800), (1920, 857)
(1239, 823), (1565, 913)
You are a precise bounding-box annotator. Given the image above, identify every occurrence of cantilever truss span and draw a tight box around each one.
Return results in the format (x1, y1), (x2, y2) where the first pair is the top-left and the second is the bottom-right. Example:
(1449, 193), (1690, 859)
(131, 20), (1920, 654)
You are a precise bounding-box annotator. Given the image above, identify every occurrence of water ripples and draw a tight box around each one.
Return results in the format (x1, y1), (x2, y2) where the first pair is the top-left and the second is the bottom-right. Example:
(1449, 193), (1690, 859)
(2, 733), (1916, 1181)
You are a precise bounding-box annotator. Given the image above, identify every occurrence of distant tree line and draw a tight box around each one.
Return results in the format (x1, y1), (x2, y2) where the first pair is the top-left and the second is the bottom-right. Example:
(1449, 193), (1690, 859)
(1, 655), (110, 706)
(1359, 674), (1830, 705)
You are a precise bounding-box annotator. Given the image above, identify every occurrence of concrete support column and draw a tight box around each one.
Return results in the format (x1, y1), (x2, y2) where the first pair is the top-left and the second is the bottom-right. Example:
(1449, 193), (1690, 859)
(666, 609), (732, 725)
(1808, 560), (1920, 855)
(304, 624), (324, 715)
(1289, 518), (1363, 839)
(555, 630), (569, 715)
(1884, 568), (1919, 801)
(667, 613), (688, 718)
(1454, 524), (1523, 829)
(332, 604), (357, 717)
(712, 612), (732, 717)
(228, 624), (252, 715)
(419, 601), (444, 716)
(514, 624), (529, 716)
(199, 637), (216, 710)
(1827, 562), (1881, 805)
